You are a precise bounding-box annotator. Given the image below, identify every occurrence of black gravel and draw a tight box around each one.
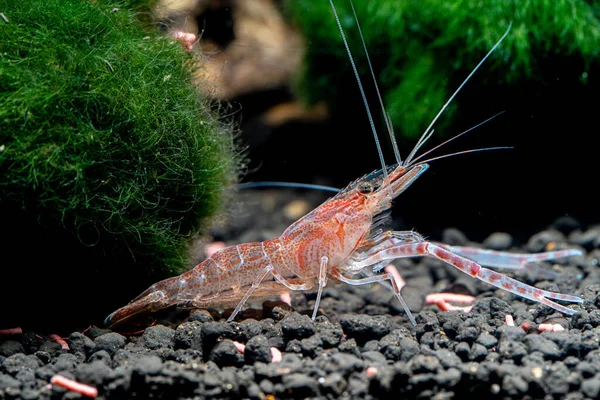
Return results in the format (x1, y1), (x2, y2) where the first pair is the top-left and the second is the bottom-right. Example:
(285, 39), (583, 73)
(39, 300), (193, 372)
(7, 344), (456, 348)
(2, 189), (600, 399)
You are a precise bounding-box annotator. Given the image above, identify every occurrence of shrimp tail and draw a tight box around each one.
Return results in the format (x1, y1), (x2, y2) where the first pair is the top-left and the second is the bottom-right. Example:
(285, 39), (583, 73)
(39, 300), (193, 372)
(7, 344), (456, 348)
(104, 275), (183, 328)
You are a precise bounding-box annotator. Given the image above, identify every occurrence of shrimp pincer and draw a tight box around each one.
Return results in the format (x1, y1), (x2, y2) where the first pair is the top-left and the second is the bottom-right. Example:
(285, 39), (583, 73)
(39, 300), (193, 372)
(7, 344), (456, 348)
(105, 1), (584, 329)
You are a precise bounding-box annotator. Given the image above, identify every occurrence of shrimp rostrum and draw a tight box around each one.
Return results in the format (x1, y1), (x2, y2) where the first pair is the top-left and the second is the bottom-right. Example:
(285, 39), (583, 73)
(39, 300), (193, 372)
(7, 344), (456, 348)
(105, 1), (583, 329)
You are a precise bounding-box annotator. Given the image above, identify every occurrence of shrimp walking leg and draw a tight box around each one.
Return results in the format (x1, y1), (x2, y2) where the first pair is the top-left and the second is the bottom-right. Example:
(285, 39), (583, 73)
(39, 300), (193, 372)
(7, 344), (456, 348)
(312, 256), (329, 319)
(361, 231), (425, 273)
(360, 231), (425, 252)
(228, 265), (274, 322)
(331, 269), (416, 325)
(381, 235), (582, 270)
(271, 270), (314, 291)
(227, 266), (319, 322)
(355, 239), (583, 315)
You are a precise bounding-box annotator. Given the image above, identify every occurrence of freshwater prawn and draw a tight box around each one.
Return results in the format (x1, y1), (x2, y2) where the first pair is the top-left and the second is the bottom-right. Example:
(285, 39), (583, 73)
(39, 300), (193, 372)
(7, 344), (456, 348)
(105, 0), (583, 328)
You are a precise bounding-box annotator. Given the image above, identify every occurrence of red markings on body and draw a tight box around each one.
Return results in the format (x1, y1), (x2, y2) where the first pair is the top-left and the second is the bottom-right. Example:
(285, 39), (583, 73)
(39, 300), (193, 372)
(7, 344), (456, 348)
(335, 220), (346, 246)
(469, 263), (481, 276)
(433, 247), (449, 261)
(488, 272), (502, 282)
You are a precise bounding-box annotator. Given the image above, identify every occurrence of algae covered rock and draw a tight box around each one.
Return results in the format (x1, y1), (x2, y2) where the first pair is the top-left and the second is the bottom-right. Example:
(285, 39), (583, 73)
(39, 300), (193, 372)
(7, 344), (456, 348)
(0, 0), (239, 329)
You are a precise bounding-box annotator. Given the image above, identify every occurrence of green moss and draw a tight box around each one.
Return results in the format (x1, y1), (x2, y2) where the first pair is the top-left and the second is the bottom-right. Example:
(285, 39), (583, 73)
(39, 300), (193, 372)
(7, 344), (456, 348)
(0, 0), (238, 280)
(289, 0), (600, 138)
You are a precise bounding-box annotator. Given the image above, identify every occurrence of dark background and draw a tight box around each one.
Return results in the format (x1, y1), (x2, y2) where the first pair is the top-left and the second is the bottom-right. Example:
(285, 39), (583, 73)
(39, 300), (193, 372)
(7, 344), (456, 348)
(234, 76), (596, 244)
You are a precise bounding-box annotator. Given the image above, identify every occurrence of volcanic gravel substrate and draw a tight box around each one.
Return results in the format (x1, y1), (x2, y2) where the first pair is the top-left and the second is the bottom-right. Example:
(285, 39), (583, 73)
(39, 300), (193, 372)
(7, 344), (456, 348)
(2, 189), (600, 400)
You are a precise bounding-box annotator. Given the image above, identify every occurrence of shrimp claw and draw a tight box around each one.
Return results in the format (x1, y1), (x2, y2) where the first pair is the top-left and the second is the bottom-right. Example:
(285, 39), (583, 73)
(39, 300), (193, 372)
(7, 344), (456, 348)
(354, 240), (583, 315)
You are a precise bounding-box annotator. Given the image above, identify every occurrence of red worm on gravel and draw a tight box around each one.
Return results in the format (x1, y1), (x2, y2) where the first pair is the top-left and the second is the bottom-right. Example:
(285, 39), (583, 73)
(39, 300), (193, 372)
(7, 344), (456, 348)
(270, 347), (282, 363)
(280, 292), (292, 306)
(505, 315), (515, 326)
(49, 334), (70, 350)
(384, 264), (406, 290)
(0, 327), (22, 336)
(233, 341), (282, 363)
(538, 323), (565, 332)
(505, 315), (532, 332)
(50, 375), (98, 398)
(233, 341), (246, 354)
(426, 293), (475, 312)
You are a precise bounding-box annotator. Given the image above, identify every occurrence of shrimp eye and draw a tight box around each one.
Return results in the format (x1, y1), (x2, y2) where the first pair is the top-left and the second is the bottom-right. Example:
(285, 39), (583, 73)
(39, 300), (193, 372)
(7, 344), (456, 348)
(358, 182), (374, 194)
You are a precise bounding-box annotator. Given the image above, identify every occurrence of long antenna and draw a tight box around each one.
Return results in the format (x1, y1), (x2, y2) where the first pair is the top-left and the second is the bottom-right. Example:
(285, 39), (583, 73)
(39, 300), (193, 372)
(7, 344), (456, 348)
(404, 22), (513, 166)
(348, 1), (402, 165)
(414, 146), (513, 165)
(328, 0), (389, 182)
(408, 111), (506, 166)
(237, 181), (340, 193)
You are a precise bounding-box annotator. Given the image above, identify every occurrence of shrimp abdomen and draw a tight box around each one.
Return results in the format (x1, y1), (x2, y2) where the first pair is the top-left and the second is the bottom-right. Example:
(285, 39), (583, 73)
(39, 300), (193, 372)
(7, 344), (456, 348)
(106, 241), (286, 327)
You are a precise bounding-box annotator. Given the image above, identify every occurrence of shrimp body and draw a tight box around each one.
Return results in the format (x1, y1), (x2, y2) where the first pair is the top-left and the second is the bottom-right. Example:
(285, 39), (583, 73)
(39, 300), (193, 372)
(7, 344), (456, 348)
(105, 163), (427, 328)
(105, 241), (283, 326)
(106, 158), (583, 328)
(105, 1), (584, 329)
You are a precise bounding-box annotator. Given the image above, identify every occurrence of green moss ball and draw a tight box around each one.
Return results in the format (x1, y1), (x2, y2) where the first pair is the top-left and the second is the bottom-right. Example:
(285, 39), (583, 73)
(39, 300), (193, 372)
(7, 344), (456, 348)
(0, 0), (238, 329)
